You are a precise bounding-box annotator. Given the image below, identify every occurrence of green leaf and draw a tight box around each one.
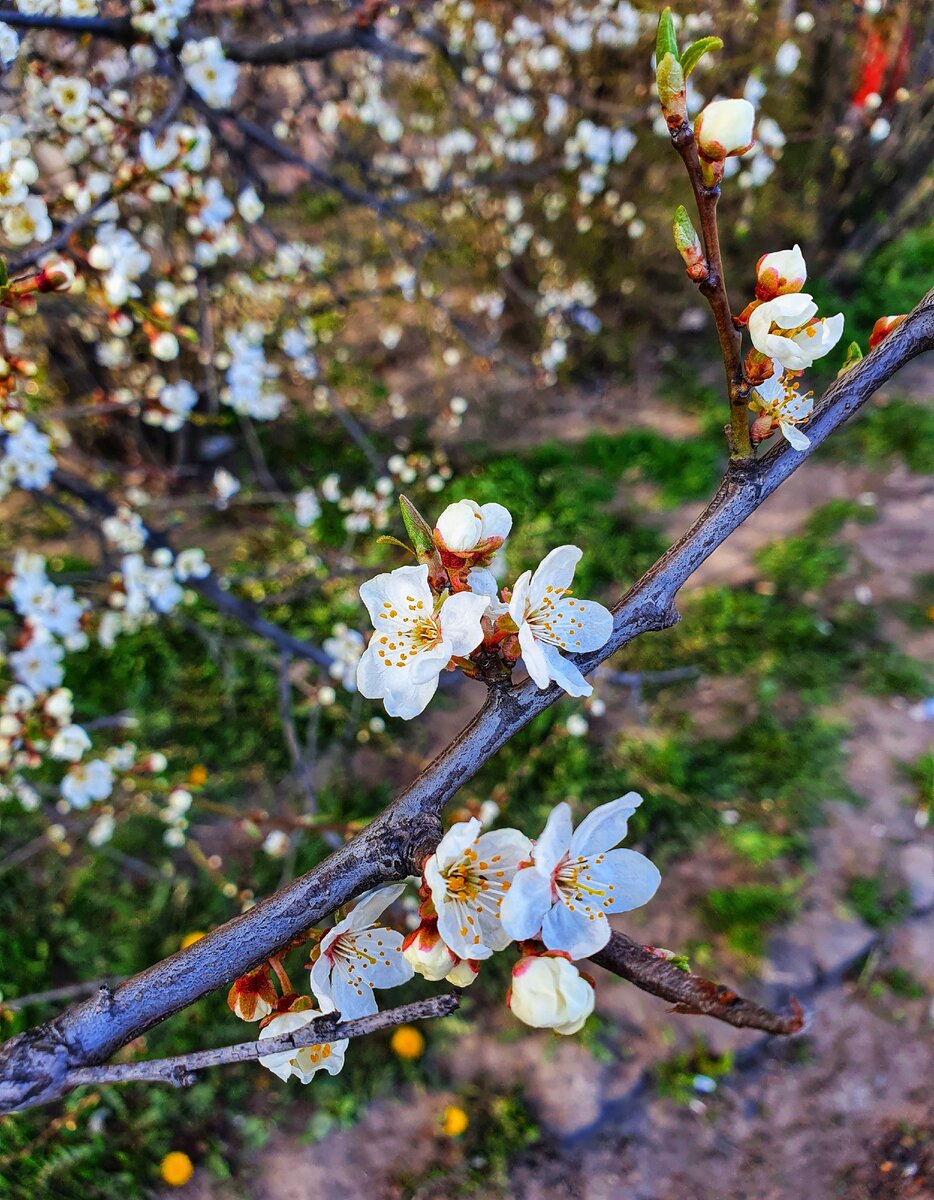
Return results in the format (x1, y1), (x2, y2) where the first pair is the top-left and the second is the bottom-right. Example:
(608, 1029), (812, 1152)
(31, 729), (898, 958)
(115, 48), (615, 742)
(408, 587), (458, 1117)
(398, 495), (436, 559)
(655, 7), (679, 65)
(375, 535), (415, 557)
(0, 258), (7, 289)
(837, 341), (864, 376)
(680, 36), (723, 79)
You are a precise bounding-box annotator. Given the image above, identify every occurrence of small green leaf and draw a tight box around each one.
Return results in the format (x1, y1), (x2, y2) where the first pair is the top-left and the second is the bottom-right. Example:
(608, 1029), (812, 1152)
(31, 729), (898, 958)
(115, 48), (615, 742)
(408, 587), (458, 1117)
(655, 7), (679, 65)
(399, 495), (436, 559)
(0, 258), (7, 289)
(376, 535), (415, 557)
(680, 36), (723, 79)
(837, 341), (864, 376)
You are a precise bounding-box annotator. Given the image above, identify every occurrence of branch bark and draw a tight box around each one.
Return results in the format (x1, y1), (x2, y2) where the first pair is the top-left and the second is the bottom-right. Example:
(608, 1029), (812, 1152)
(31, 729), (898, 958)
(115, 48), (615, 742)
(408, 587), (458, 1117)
(64, 994), (458, 1090)
(2, 289), (931, 1113)
(590, 933), (803, 1035)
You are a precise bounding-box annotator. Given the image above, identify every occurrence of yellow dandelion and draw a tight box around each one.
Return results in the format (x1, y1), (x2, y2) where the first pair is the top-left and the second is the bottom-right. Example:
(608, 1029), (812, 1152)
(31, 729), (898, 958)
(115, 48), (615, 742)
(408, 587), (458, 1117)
(390, 1024), (425, 1061)
(160, 1151), (194, 1187)
(440, 1105), (469, 1137)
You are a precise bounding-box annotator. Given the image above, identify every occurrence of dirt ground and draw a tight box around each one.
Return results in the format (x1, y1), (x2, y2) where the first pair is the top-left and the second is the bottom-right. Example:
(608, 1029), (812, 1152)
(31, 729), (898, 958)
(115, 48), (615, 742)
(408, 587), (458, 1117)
(163, 362), (933, 1200)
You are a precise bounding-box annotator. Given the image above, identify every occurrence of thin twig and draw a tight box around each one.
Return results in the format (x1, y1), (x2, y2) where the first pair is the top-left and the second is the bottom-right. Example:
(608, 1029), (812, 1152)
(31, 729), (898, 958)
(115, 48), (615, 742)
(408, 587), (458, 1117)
(65, 994), (458, 1089)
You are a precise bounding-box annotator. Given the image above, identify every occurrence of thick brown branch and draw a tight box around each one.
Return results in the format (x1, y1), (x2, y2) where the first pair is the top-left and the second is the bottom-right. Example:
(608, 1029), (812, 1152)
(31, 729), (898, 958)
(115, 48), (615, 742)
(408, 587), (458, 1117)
(65, 994), (458, 1090)
(2, 290), (931, 1114)
(590, 932), (803, 1035)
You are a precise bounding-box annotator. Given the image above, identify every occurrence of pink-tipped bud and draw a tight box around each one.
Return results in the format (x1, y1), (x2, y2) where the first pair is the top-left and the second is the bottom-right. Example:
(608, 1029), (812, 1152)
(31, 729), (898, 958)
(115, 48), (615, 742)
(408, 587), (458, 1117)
(402, 920), (458, 982)
(37, 259), (76, 294)
(868, 314), (907, 349)
(695, 98), (756, 161)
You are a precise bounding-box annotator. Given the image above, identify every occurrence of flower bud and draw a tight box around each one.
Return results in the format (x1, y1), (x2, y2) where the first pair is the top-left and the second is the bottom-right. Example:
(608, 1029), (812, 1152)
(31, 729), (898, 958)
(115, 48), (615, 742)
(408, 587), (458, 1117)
(672, 205), (707, 281)
(694, 99), (756, 161)
(656, 53), (687, 128)
(227, 965), (277, 1021)
(402, 920), (458, 981)
(755, 246), (806, 301)
(868, 314), (907, 349)
(445, 957), (480, 987)
(507, 951), (595, 1036)
(37, 259), (76, 293)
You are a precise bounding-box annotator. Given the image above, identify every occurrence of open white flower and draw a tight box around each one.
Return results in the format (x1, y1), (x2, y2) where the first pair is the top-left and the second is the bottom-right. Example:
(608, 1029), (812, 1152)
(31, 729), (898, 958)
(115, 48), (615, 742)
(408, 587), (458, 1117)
(501, 794), (660, 959)
(49, 77), (91, 120)
(755, 245), (806, 300)
(424, 817), (531, 959)
(509, 546), (612, 698)
(61, 758), (113, 809)
(750, 362), (814, 450)
(258, 1010), (347, 1083)
(508, 952), (594, 1035)
(434, 499), (512, 553)
(2, 196), (52, 247)
(49, 723), (91, 762)
(310, 884), (413, 1019)
(748, 294), (844, 371)
(356, 565), (489, 719)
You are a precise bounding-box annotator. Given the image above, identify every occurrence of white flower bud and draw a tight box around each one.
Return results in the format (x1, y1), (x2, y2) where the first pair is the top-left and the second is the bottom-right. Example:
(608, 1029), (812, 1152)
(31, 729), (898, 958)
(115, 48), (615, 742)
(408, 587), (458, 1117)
(694, 99), (756, 160)
(507, 953), (595, 1036)
(402, 921), (458, 981)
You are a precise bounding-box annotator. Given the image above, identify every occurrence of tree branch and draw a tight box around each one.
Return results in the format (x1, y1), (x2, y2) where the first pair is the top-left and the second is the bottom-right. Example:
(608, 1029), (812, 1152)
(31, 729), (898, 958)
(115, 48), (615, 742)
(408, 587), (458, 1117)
(2, 290), (931, 1114)
(590, 933), (803, 1035)
(65, 994), (458, 1090)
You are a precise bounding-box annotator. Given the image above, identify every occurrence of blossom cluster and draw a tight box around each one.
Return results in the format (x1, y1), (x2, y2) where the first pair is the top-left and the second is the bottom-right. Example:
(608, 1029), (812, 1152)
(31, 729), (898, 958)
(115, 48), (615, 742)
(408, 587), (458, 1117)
(355, 497), (614, 719)
(229, 793), (661, 1083)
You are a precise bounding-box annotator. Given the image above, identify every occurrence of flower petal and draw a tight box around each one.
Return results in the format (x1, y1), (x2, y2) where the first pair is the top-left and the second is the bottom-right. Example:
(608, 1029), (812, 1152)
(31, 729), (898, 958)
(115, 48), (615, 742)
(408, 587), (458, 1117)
(479, 502), (512, 541)
(519, 621), (553, 690)
(533, 802), (573, 876)
(542, 897), (611, 958)
(381, 673), (439, 719)
(541, 642), (592, 697)
(779, 420), (810, 451)
(500, 866), (553, 941)
(345, 882), (407, 932)
(590, 847), (662, 913)
(529, 545), (582, 610)
(570, 792), (644, 858)
(439, 590), (489, 656)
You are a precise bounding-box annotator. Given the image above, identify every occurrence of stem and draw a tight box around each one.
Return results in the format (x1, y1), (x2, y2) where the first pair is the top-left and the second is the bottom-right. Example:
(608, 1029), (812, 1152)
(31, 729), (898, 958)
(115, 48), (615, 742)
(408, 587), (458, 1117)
(65, 995), (459, 1089)
(672, 124), (752, 459)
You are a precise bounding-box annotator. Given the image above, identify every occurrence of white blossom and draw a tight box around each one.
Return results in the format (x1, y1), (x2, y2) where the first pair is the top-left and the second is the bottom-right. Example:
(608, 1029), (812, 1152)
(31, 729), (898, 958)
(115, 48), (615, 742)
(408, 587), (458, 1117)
(509, 546), (613, 697)
(310, 884), (413, 1019)
(424, 817), (531, 960)
(258, 1010), (348, 1083)
(181, 38), (239, 109)
(748, 294), (844, 370)
(49, 723), (91, 762)
(750, 363), (814, 450)
(356, 565), (489, 719)
(61, 758), (113, 809)
(501, 794), (660, 958)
